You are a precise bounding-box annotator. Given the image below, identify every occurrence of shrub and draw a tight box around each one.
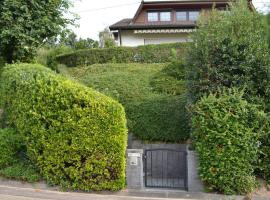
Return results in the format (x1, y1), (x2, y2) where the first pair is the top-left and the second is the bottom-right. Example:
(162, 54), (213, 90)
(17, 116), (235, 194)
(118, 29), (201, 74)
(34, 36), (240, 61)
(0, 63), (127, 191)
(191, 88), (262, 194)
(256, 113), (270, 180)
(60, 63), (190, 142)
(150, 59), (186, 95)
(56, 43), (186, 67)
(186, 0), (270, 109)
(0, 128), (24, 168)
(0, 162), (41, 183)
(36, 46), (73, 71)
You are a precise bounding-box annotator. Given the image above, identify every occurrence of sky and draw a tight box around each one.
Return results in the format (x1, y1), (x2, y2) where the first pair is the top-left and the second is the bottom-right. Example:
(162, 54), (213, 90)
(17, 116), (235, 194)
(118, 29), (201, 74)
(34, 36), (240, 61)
(70, 0), (270, 40)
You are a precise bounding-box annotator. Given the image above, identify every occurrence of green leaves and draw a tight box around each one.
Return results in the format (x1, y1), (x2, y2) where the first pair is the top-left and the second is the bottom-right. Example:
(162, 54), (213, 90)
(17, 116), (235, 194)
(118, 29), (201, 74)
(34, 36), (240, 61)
(63, 63), (190, 142)
(187, 0), (270, 109)
(0, 0), (74, 63)
(0, 64), (128, 191)
(192, 88), (266, 194)
(56, 43), (186, 67)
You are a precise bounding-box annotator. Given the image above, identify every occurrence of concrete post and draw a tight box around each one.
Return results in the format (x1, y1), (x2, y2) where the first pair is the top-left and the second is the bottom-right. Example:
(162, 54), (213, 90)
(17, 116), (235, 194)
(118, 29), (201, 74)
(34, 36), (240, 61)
(187, 150), (204, 192)
(126, 149), (144, 189)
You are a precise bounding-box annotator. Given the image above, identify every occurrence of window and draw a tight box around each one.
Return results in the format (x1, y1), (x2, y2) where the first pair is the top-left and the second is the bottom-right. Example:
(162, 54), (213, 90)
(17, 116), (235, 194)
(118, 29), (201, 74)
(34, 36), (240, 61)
(148, 12), (158, 22)
(176, 10), (200, 21)
(160, 12), (171, 21)
(189, 11), (200, 21)
(176, 11), (187, 21)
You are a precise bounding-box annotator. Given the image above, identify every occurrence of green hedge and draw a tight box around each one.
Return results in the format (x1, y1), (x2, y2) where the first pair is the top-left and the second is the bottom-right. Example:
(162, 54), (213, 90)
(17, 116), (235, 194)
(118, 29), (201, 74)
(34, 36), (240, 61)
(192, 88), (261, 194)
(0, 128), (23, 168)
(56, 43), (186, 67)
(0, 64), (127, 191)
(61, 63), (190, 142)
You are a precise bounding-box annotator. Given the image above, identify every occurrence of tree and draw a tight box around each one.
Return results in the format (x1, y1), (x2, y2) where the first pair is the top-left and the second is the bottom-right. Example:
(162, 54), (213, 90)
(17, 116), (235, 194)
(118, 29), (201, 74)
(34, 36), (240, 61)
(0, 0), (74, 63)
(186, 0), (270, 110)
(75, 38), (99, 50)
(59, 31), (77, 49)
(99, 28), (116, 48)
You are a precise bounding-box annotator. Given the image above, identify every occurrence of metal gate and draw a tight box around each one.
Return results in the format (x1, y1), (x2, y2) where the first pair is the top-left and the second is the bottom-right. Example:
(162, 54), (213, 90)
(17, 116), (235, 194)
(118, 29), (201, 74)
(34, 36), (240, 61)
(144, 149), (188, 190)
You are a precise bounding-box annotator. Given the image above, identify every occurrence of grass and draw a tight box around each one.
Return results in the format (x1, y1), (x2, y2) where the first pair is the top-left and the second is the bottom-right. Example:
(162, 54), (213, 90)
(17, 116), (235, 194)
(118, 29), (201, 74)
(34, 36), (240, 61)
(59, 63), (189, 142)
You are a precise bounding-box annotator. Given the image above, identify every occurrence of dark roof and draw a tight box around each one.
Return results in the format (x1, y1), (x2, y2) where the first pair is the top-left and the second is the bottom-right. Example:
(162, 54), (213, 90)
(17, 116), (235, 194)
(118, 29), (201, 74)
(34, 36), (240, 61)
(110, 19), (133, 30)
(109, 19), (196, 30)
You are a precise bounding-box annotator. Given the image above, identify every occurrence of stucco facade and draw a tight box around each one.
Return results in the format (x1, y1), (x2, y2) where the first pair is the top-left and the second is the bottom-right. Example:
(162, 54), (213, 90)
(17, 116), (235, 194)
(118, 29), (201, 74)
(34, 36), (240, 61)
(115, 30), (191, 46)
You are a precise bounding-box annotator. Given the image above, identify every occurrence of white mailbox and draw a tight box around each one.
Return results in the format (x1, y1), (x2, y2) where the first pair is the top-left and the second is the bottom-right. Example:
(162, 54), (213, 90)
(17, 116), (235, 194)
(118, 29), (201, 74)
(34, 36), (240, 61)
(128, 153), (141, 166)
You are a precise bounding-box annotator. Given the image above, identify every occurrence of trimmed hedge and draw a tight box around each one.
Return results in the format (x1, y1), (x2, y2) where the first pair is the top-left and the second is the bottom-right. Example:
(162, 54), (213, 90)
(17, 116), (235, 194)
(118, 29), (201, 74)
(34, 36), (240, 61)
(192, 88), (261, 194)
(61, 63), (190, 142)
(56, 43), (186, 67)
(0, 128), (24, 168)
(0, 64), (127, 191)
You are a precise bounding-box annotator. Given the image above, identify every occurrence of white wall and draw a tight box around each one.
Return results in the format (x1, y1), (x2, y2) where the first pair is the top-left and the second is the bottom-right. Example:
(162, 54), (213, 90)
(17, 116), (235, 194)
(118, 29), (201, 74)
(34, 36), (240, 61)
(120, 30), (190, 46)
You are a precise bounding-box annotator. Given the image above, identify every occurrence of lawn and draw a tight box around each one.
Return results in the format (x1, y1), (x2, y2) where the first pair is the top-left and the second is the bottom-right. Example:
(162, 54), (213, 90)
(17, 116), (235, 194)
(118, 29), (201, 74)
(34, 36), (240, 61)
(59, 63), (189, 142)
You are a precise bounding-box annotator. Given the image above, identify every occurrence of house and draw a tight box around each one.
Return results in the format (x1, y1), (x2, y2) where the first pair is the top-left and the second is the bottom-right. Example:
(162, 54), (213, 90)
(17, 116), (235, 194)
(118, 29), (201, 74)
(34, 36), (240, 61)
(109, 0), (254, 46)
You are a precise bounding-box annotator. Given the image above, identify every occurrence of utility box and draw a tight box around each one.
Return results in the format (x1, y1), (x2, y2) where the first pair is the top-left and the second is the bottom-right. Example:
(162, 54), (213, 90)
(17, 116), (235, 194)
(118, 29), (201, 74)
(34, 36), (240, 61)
(126, 149), (144, 189)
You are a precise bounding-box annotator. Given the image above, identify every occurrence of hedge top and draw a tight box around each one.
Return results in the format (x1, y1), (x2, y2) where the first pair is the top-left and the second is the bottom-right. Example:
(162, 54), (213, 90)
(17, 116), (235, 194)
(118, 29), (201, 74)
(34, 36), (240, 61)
(56, 43), (186, 67)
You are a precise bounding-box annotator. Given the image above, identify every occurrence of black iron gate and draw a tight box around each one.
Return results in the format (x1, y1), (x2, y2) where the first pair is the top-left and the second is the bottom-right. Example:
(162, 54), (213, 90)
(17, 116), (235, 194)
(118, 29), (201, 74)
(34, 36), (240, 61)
(144, 149), (188, 190)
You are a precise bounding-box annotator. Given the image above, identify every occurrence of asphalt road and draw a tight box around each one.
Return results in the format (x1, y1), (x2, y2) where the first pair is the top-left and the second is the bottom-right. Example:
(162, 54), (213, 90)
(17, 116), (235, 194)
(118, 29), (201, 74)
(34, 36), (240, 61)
(0, 184), (195, 200)
(0, 178), (268, 200)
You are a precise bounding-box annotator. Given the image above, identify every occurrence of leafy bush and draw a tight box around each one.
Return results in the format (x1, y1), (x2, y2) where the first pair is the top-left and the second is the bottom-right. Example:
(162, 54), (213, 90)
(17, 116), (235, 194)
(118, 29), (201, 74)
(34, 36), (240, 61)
(192, 88), (263, 194)
(36, 46), (73, 71)
(60, 63), (190, 142)
(0, 63), (127, 191)
(256, 114), (270, 180)
(0, 128), (24, 168)
(56, 43), (186, 67)
(186, 0), (270, 109)
(150, 59), (186, 95)
(0, 162), (41, 183)
(0, 128), (40, 182)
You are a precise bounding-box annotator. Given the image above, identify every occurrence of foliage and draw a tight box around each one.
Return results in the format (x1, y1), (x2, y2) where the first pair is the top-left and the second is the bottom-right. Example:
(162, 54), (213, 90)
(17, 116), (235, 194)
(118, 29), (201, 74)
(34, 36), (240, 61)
(192, 88), (263, 194)
(0, 64), (127, 191)
(56, 43), (186, 67)
(60, 63), (190, 142)
(75, 38), (99, 50)
(0, 0), (74, 63)
(59, 31), (99, 50)
(0, 162), (41, 183)
(186, 0), (270, 109)
(0, 128), (24, 168)
(264, 13), (270, 48)
(0, 128), (41, 182)
(36, 46), (73, 71)
(99, 28), (116, 48)
(150, 57), (186, 95)
(256, 113), (270, 180)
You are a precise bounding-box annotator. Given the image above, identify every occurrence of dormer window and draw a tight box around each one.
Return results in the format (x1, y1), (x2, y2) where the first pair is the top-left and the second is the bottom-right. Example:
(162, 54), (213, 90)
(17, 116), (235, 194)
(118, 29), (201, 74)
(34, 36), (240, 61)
(147, 11), (172, 22)
(189, 11), (200, 21)
(148, 12), (158, 22)
(160, 11), (171, 21)
(176, 11), (187, 21)
(176, 10), (200, 21)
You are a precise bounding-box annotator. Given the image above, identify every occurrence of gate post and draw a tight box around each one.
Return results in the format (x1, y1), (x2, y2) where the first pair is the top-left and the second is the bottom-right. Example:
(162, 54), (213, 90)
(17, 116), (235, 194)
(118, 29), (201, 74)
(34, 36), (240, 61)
(187, 150), (204, 192)
(126, 149), (144, 189)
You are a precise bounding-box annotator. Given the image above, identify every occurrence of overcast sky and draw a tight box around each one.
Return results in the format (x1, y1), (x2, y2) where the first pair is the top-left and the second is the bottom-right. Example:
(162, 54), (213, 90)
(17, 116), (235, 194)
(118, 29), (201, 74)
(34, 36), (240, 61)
(70, 0), (270, 40)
